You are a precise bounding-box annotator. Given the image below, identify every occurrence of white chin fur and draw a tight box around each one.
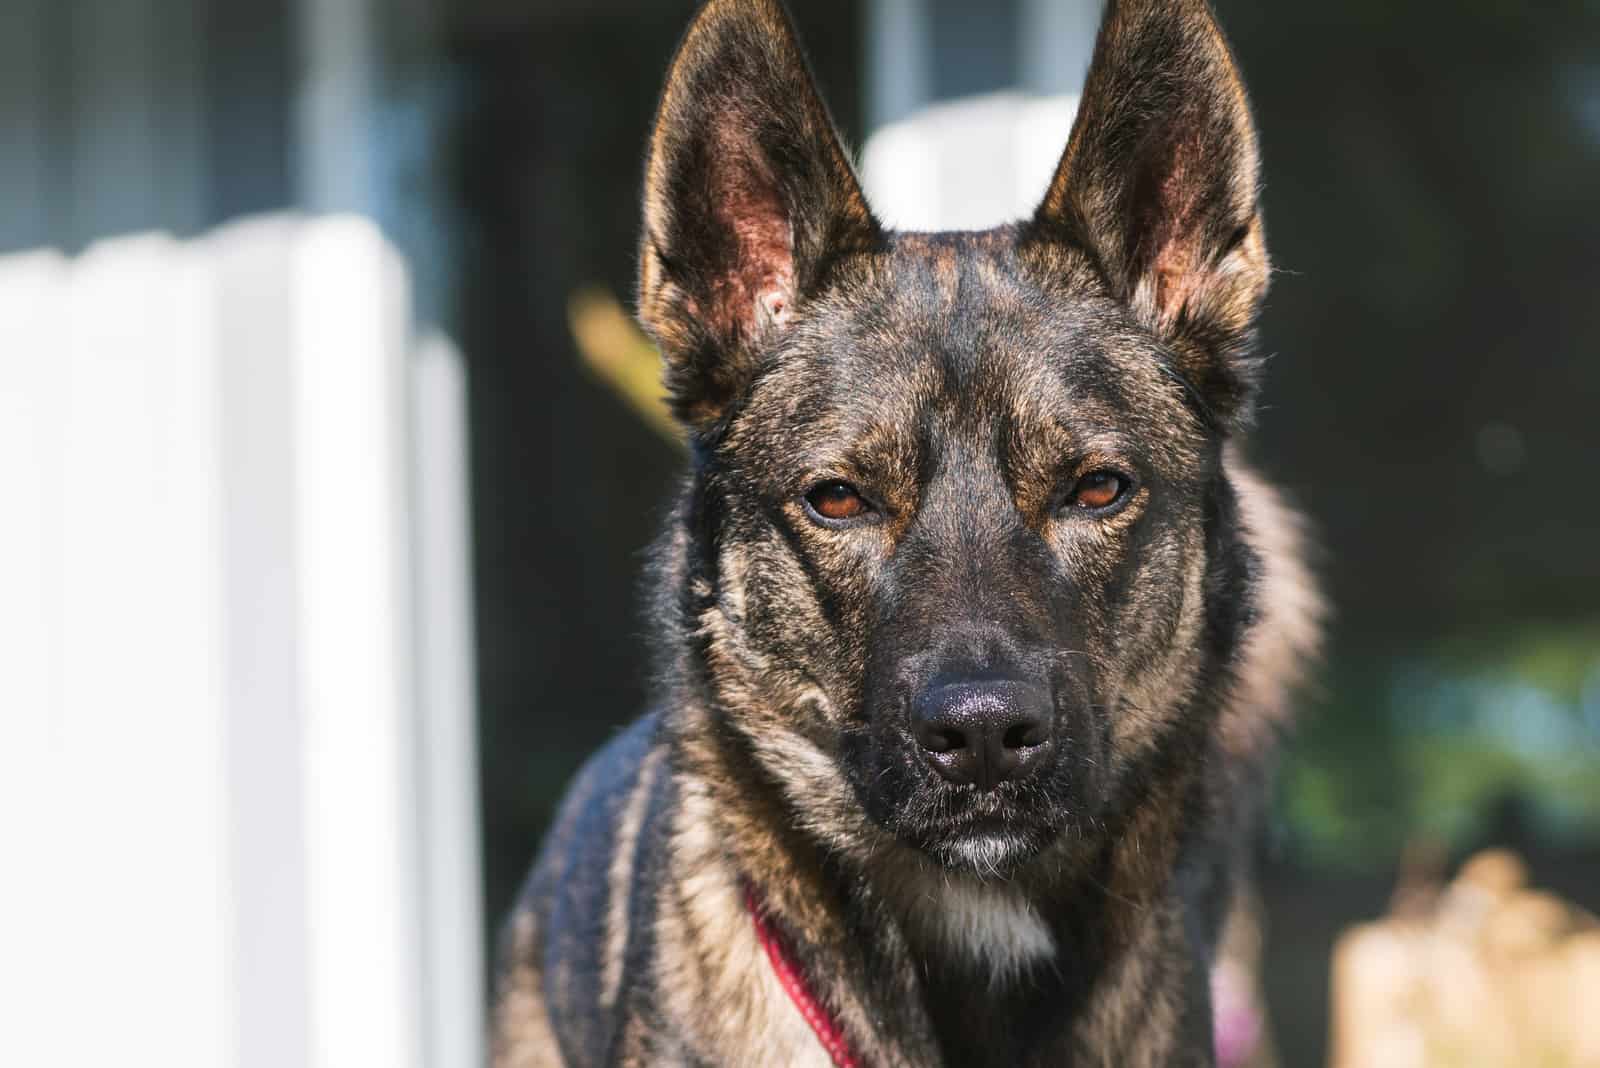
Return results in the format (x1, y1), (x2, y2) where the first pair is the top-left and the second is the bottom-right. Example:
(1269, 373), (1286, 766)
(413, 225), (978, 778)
(907, 865), (1057, 982)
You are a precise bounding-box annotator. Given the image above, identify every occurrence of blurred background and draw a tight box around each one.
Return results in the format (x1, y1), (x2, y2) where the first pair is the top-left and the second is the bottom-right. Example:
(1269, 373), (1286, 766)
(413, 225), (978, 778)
(2, 0), (1597, 1065)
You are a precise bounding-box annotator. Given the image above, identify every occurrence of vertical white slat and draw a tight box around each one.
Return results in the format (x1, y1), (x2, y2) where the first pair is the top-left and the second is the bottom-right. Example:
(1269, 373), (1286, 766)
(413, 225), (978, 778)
(207, 217), (313, 1068)
(412, 330), (486, 1068)
(0, 252), (67, 775)
(291, 216), (425, 1068)
(53, 233), (231, 1068)
(156, 237), (235, 1068)
(0, 250), (70, 1068)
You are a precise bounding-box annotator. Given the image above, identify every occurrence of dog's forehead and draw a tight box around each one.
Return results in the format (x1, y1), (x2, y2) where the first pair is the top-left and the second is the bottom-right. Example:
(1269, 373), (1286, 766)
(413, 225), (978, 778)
(751, 230), (1204, 459)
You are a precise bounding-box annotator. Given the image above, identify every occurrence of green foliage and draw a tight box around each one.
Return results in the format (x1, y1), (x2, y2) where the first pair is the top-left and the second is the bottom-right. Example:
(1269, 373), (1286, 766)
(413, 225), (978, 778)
(1281, 625), (1600, 869)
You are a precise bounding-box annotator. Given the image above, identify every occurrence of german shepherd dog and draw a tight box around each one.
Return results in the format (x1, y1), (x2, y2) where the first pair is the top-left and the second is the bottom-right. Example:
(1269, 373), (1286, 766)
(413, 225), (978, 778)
(494, 0), (1320, 1064)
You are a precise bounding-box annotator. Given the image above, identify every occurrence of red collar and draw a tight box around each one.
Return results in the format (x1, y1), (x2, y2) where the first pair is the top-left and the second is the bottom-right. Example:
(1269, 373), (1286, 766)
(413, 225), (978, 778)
(744, 883), (862, 1068)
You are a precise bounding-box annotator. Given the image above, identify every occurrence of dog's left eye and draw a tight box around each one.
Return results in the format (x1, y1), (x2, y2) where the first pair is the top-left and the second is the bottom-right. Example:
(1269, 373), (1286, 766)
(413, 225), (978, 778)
(1064, 470), (1131, 513)
(804, 480), (874, 525)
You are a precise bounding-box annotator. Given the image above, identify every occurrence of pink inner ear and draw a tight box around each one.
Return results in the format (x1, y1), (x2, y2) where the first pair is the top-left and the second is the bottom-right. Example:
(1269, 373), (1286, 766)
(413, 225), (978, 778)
(1150, 235), (1203, 328)
(1133, 117), (1211, 325)
(705, 135), (796, 341)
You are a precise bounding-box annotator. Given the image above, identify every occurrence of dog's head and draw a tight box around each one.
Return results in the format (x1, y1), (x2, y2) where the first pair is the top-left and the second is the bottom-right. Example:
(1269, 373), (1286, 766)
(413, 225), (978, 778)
(640, 0), (1268, 876)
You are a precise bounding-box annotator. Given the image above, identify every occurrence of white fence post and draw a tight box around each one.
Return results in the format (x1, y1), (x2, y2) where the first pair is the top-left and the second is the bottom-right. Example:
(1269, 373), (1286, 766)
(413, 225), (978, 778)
(0, 216), (482, 1068)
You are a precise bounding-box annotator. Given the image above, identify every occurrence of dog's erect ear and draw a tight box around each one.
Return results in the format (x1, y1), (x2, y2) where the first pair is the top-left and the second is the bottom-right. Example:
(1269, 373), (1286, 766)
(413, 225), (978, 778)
(638, 0), (880, 432)
(1029, 0), (1268, 429)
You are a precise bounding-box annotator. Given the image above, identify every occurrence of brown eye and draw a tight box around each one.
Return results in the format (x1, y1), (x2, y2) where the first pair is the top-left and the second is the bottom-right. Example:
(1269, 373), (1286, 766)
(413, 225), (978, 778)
(804, 480), (872, 524)
(1068, 470), (1129, 512)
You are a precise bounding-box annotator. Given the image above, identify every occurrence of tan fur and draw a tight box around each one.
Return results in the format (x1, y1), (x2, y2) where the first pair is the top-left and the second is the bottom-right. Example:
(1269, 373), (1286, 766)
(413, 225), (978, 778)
(649, 783), (838, 1068)
(1222, 450), (1326, 762)
(493, 911), (565, 1068)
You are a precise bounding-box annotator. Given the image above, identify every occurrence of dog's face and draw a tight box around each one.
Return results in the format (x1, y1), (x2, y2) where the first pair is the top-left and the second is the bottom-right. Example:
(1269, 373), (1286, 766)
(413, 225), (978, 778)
(640, 0), (1268, 875)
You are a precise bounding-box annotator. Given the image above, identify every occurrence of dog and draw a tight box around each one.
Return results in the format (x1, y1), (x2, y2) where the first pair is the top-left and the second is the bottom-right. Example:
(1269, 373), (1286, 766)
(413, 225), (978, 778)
(493, 0), (1321, 1064)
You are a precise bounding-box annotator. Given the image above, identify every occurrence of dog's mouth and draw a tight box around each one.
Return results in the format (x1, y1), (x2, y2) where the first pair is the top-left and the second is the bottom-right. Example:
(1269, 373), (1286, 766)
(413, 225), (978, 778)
(854, 758), (1066, 875)
(898, 794), (1064, 876)
(919, 823), (1051, 876)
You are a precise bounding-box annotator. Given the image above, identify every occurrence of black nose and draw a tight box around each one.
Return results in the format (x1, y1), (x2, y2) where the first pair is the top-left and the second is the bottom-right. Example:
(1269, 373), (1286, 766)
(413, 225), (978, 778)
(911, 678), (1053, 790)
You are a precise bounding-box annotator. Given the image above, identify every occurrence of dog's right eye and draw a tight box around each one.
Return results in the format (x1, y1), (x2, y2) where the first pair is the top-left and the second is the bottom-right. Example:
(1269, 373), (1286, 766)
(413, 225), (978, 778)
(1061, 469), (1134, 515)
(803, 480), (874, 526)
